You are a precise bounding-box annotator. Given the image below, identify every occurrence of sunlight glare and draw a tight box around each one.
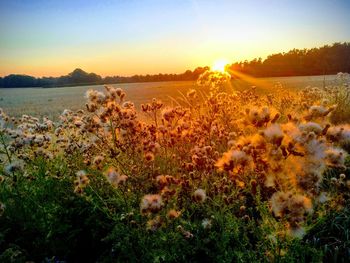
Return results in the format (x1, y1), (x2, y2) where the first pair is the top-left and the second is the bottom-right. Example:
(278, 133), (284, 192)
(212, 59), (230, 72)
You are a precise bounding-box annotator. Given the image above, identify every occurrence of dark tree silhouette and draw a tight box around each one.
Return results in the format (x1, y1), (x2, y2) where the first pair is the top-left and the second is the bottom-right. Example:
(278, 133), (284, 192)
(0, 67), (210, 88)
(228, 42), (350, 77)
(1, 74), (38, 88)
(1, 43), (349, 88)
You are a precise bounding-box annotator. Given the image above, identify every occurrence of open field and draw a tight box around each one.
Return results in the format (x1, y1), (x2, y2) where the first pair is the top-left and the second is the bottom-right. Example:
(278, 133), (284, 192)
(1, 70), (350, 262)
(2, 0), (350, 261)
(0, 75), (339, 119)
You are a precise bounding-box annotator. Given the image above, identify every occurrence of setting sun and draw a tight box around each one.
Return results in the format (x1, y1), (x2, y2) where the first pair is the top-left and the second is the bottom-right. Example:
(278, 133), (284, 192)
(212, 59), (230, 72)
(1, 1), (350, 261)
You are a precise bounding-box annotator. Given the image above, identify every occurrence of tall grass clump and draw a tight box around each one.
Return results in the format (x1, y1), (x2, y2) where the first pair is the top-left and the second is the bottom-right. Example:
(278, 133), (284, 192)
(0, 70), (349, 262)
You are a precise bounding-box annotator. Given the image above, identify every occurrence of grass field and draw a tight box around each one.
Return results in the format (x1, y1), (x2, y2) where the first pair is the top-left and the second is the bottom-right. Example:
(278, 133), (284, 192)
(0, 75), (339, 119)
(1, 70), (350, 262)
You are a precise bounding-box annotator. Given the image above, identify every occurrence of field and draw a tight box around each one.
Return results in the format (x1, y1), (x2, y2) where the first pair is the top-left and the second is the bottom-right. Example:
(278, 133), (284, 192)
(0, 75), (339, 119)
(1, 71), (350, 262)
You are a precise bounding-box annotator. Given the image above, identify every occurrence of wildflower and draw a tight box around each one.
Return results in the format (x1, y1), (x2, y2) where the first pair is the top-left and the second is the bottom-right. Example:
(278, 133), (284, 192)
(309, 105), (328, 116)
(140, 194), (163, 214)
(146, 216), (163, 231)
(227, 140), (235, 148)
(115, 88), (123, 97)
(4, 161), (23, 175)
(246, 106), (271, 127)
(326, 125), (350, 142)
(3, 70), (350, 240)
(216, 150), (252, 173)
(262, 124), (284, 146)
(201, 218), (212, 229)
(74, 170), (90, 193)
(317, 192), (328, 203)
(85, 89), (105, 103)
(297, 171), (322, 192)
(104, 167), (128, 187)
(74, 120), (84, 128)
(141, 104), (150, 112)
(236, 180), (245, 188)
(162, 108), (175, 122)
(305, 105), (334, 120)
(156, 175), (176, 188)
(161, 186), (176, 198)
(33, 134), (45, 145)
(243, 215), (250, 222)
(270, 191), (313, 226)
(299, 122), (323, 135)
(93, 155), (104, 167)
(337, 72), (345, 78)
(55, 128), (64, 137)
(167, 209), (181, 219)
(177, 225), (194, 239)
(144, 152), (155, 162)
(330, 177), (338, 183)
(339, 173), (346, 180)
(120, 92), (126, 101)
(151, 98), (163, 110)
(193, 188), (206, 203)
(324, 148), (346, 168)
(117, 174), (128, 185)
(122, 101), (134, 108)
(61, 109), (72, 116)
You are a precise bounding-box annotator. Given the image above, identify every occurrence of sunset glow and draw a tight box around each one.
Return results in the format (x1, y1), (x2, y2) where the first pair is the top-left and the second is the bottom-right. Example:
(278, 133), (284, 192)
(1, 0), (350, 260)
(212, 59), (230, 72)
(0, 1), (350, 77)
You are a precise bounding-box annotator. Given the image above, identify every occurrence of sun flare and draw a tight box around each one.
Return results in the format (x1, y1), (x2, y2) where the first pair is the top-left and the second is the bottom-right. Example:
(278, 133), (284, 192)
(212, 59), (230, 72)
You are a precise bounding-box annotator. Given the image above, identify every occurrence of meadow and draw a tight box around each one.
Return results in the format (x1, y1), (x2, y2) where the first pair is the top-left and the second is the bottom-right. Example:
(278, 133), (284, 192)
(0, 71), (349, 262)
(0, 75), (338, 120)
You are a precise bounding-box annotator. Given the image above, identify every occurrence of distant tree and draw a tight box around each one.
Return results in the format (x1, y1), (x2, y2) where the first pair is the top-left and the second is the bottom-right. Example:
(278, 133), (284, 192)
(2, 74), (38, 88)
(67, 68), (102, 84)
(228, 42), (350, 77)
(1, 43), (350, 88)
(38, 77), (57, 87)
(193, 66), (210, 79)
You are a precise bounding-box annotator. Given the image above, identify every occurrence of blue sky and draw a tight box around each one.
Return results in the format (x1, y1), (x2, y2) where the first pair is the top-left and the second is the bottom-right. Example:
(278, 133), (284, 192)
(0, 0), (349, 76)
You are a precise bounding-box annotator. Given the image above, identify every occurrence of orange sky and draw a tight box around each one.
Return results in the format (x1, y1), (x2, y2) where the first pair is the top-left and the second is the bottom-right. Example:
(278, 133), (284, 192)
(1, 0), (349, 77)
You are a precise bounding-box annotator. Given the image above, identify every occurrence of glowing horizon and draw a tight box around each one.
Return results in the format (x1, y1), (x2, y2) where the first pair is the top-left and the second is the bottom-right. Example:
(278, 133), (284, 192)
(1, 0), (350, 78)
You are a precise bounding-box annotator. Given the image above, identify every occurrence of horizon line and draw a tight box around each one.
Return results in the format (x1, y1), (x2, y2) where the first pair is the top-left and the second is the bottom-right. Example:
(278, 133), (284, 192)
(1, 41), (348, 79)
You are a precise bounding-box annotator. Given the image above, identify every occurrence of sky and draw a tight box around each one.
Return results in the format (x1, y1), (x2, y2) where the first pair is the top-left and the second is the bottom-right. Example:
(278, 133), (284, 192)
(0, 0), (350, 77)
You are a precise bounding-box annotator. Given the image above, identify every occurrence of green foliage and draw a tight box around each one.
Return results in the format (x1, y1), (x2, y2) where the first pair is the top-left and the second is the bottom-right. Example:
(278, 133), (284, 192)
(0, 157), (114, 262)
(0, 245), (26, 263)
(328, 83), (350, 124)
(305, 204), (350, 263)
(0, 155), (333, 262)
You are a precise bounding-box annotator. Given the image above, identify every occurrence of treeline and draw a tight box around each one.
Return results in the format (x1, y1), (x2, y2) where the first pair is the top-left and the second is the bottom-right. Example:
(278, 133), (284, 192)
(1, 42), (349, 88)
(228, 42), (350, 77)
(0, 67), (209, 88)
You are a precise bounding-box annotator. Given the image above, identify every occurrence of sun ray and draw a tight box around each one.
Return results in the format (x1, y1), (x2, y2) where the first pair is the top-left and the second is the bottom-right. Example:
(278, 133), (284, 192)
(212, 59), (230, 72)
(227, 68), (275, 93)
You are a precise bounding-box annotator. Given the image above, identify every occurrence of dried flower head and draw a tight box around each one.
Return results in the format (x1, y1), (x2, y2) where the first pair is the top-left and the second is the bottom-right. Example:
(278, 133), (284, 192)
(140, 194), (163, 214)
(193, 188), (206, 203)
